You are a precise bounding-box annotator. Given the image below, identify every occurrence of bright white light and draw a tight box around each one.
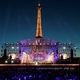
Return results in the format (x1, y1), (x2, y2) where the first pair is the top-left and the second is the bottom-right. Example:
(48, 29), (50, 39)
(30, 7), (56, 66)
(5, 60), (8, 63)
(8, 54), (16, 59)
(21, 52), (27, 63)
(12, 47), (14, 49)
(63, 46), (66, 49)
(47, 55), (53, 62)
(63, 54), (68, 59)
(11, 60), (14, 63)
(60, 54), (68, 59)
(23, 52), (26, 55)
(47, 52), (54, 63)
(21, 52), (32, 63)
(35, 62), (38, 65)
(12, 54), (16, 59)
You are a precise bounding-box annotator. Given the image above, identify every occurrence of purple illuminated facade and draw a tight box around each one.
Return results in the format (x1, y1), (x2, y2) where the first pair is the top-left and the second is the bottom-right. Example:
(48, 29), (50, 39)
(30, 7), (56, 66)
(19, 38), (59, 63)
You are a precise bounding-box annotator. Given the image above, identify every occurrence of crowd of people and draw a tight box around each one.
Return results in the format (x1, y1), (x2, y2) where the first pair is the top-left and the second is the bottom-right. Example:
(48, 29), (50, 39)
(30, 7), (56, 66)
(0, 68), (79, 80)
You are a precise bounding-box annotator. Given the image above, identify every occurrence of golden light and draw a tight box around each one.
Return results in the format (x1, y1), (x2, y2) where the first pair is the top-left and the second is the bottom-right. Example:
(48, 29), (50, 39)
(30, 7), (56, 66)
(47, 52), (54, 63)
(8, 53), (16, 59)
(63, 54), (68, 59)
(60, 53), (68, 59)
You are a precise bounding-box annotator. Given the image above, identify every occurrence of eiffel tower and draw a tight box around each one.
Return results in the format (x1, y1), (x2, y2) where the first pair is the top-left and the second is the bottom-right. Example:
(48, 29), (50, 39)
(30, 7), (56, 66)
(36, 2), (42, 38)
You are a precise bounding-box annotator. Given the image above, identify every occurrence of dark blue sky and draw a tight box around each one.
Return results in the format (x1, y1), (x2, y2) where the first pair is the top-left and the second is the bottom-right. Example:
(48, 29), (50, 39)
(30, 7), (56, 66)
(0, 0), (80, 56)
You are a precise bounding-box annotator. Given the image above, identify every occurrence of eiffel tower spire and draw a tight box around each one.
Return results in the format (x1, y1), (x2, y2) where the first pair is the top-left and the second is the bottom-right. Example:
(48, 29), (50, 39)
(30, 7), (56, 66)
(36, 2), (42, 38)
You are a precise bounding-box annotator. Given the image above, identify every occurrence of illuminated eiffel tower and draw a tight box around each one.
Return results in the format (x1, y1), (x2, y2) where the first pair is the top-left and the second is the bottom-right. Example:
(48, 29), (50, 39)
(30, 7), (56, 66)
(36, 2), (42, 38)
(32, 2), (44, 52)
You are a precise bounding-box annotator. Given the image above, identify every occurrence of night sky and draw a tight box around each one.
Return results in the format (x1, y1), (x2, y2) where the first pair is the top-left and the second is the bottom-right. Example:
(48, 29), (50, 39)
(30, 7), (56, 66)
(0, 0), (80, 56)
